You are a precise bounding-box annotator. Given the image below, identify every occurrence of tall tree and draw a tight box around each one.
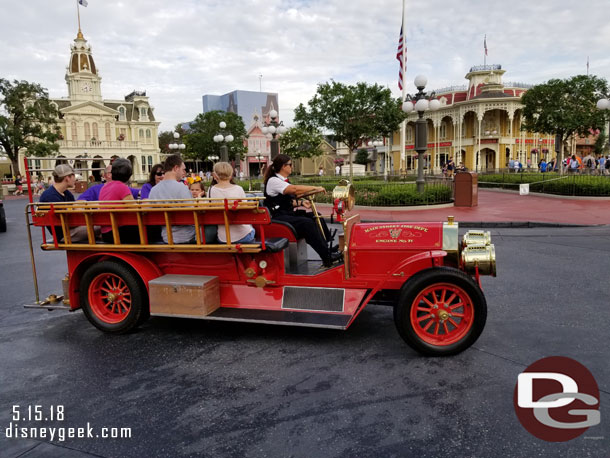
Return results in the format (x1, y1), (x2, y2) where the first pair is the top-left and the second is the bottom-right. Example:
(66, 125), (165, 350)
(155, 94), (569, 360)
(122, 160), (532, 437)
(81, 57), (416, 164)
(183, 111), (247, 162)
(279, 126), (324, 175)
(294, 80), (404, 178)
(0, 79), (60, 175)
(521, 75), (608, 165)
(158, 130), (176, 155)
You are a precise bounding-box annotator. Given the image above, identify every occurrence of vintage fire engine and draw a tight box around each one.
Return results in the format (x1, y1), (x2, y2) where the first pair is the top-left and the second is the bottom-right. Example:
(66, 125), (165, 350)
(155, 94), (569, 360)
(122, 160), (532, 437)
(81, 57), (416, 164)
(24, 179), (496, 356)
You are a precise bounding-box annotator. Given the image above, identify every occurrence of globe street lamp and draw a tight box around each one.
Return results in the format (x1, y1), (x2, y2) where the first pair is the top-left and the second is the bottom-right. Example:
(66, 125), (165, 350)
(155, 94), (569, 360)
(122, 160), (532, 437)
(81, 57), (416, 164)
(597, 97), (610, 154)
(169, 132), (186, 155)
(213, 121), (234, 162)
(402, 75), (441, 193)
(261, 109), (287, 160)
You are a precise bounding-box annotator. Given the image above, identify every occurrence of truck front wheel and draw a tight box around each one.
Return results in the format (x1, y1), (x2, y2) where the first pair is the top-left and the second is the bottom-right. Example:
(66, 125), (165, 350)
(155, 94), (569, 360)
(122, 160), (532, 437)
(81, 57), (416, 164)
(394, 268), (487, 356)
(80, 261), (147, 334)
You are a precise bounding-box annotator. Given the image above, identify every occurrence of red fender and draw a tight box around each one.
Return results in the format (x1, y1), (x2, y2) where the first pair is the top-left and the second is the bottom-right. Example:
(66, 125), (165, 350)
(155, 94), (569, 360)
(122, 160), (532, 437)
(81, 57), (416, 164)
(67, 251), (162, 310)
(386, 250), (448, 287)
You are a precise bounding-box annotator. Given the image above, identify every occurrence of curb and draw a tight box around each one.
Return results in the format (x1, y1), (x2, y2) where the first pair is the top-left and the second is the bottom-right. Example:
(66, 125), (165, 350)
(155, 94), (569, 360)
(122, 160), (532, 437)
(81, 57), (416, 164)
(356, 218), (602, 228)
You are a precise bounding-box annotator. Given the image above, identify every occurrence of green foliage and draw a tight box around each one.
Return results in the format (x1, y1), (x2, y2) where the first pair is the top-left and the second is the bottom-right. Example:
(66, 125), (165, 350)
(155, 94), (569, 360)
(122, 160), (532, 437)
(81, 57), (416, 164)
(158, 130), (175, 155)
(354, 149), (370, 165)
(294, 80), (404, 162)
(234, 177), (452, 206)
(182, 111), (247, 161)
(0, 78), (60, 173)
(279, 125), (324, 159)
(594, 132), (607, 155)
(478, 172), (610, 196)
(521, 75), (609, 150)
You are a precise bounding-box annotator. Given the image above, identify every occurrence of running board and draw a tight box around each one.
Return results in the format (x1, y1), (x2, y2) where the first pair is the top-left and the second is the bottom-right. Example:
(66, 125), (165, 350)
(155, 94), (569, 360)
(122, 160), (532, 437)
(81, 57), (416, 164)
(201, 307), (351, 330)
(24, 294), (73, 311)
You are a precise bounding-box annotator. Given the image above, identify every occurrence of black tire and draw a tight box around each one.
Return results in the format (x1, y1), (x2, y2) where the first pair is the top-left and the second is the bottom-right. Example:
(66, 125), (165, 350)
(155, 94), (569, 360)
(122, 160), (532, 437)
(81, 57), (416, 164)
(0, 206), (6, 232)
(393, 267), (487, 356)
(80, 260), (148, 334)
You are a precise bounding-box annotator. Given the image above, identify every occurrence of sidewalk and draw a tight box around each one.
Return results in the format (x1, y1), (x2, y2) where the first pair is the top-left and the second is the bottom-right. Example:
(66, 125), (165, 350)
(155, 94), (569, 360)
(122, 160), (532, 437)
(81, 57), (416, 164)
(318, 189), (610, 227)
(6, 189), (610, 227)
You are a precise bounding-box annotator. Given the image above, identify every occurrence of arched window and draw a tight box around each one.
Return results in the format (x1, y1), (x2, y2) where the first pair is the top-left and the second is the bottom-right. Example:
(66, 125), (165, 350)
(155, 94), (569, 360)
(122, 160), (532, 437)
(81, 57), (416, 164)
(118, 106), (126, 121)
(71, 121), (78, 142)
(440, 123), (447, 140)
(92, 122), (99, 140)
(406, 126), (413, 142)
(84, 122), (90, 139)
(148, 156), (153, 171)
(139, 129), (144, 139)
(105, 122), (111, 141)
(140, 107), (147, 120)
(146, 129), (151, 143)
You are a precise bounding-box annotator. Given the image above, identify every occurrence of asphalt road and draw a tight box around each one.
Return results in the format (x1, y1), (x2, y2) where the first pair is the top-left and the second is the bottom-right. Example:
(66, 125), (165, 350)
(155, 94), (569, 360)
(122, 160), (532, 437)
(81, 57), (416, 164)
(0, 198), (608, 458)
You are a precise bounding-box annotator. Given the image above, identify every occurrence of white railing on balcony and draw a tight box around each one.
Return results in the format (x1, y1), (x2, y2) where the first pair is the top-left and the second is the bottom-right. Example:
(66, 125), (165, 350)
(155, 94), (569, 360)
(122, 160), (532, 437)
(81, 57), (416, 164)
(434, 85), (468, 94)
(57, 140), (142, 149)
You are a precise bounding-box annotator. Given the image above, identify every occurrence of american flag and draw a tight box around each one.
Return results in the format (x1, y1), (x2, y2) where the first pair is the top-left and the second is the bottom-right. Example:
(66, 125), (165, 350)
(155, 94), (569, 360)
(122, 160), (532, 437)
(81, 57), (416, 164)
(79, 0), (88, 6)
(396, 26), (406, 90)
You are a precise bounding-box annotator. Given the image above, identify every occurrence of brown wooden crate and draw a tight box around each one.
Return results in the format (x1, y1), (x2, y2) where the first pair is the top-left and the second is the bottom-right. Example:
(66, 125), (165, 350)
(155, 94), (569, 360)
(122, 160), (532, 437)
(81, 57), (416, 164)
(149, 274), (220, 317)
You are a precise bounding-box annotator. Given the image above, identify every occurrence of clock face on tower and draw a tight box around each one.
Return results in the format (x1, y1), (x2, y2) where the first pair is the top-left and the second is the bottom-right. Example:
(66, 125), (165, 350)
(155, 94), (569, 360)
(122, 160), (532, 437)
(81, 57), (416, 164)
(81, 82), (92, 93)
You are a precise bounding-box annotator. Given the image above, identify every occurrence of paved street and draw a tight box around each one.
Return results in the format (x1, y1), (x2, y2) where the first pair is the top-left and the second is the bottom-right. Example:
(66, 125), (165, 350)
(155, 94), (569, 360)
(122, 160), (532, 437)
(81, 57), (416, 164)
(0, 197), (609, 458)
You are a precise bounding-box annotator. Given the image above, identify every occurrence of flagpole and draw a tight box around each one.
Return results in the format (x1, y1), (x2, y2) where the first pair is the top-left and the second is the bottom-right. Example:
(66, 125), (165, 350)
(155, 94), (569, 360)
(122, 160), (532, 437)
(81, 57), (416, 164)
(400, 0), (407, 174)
(484, 34), (486, 66)
(76, 0), (81, 32)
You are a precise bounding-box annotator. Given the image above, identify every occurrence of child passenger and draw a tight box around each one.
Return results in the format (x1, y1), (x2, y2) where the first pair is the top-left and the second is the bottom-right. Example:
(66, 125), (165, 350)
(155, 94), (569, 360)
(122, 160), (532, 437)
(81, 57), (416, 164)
(188, 178), (205, 198)
(207, 162), (255, 244)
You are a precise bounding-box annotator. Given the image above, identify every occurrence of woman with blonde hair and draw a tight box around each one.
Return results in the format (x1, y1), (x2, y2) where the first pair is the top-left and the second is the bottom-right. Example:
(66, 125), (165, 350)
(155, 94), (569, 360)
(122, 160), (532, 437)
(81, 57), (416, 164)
(207, 162), (255, 244)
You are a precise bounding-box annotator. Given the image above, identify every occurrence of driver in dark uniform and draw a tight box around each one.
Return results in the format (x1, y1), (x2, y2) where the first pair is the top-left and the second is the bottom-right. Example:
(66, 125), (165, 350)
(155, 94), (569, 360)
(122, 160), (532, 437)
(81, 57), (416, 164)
(263, 154), (341, 267)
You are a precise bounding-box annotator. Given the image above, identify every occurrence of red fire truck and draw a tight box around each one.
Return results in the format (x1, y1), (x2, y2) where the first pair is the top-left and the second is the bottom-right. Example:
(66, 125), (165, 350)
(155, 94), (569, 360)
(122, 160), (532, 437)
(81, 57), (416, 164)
(24, 180), (496, 356)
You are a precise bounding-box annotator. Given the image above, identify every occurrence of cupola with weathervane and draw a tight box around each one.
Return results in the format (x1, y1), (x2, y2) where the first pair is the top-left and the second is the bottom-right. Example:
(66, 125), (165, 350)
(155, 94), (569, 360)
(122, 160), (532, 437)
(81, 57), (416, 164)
(66, 28), (102, 103)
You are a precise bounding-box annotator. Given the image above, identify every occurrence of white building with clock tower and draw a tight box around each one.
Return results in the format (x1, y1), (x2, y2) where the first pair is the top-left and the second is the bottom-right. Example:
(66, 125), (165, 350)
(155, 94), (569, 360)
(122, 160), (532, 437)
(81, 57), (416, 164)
(21, 28), (162, 182)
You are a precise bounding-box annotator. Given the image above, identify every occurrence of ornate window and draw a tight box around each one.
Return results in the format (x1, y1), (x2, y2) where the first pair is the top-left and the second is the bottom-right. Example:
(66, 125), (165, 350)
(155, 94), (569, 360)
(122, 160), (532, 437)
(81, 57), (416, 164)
(406, 126), (413, 142)
(92, 122), (99, 140)
(139, 129), (144, 139)
(71, 121), (78, 142)
(139, 107), (148, 121)
(146, 129), (151, 143)
(118, 106), (126, 121)
(84, 122), (90, 139)
(105, 122), (111, 141)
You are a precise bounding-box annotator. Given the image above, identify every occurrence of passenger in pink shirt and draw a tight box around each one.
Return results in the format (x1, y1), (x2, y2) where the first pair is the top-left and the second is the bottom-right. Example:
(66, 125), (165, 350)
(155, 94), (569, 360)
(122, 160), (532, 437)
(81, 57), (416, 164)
(99, 158), (141, 244)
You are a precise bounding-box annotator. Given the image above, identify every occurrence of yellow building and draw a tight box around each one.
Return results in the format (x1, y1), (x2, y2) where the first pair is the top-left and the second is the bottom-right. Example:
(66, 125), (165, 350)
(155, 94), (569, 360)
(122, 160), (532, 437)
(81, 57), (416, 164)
(19, 29), (161, 182)
(395, 65), (555, 172)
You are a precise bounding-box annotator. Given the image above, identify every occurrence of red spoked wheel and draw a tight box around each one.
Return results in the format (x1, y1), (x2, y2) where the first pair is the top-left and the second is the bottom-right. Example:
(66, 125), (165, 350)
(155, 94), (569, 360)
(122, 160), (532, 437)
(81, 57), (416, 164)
(410, 283), (474, 346)
(88, 273), (132, 324)
(80, 261), (147, 334)
(394, 268), (487, 356)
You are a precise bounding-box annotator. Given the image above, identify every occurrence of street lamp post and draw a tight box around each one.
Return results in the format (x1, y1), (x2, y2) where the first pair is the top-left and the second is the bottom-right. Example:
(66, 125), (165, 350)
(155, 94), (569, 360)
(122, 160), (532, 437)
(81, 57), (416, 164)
(367, 139), (383, 174)
(597, 97), (610, 155)
(256, 151), (263, 177)
(169, 132), (186, 155)
(213, 121), (234, 163)
(401, 75), (441, 193)
(261, 109), (287, 161)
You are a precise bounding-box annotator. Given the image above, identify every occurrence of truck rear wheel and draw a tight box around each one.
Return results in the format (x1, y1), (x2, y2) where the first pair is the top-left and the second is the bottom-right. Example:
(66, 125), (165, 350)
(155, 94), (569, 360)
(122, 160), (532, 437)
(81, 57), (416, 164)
(80, 261), (147, 334)
(0, 206), (6, 232)
(394, 267), (487, 356)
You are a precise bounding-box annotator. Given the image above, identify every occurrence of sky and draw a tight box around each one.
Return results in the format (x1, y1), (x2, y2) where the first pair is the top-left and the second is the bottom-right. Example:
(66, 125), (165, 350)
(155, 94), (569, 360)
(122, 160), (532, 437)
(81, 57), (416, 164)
(1, 0), (609, 132)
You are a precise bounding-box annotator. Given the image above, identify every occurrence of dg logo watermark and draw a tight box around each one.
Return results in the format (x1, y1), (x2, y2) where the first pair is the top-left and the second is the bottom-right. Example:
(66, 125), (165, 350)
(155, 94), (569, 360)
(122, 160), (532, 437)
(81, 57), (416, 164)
(513, 356), (601, 442)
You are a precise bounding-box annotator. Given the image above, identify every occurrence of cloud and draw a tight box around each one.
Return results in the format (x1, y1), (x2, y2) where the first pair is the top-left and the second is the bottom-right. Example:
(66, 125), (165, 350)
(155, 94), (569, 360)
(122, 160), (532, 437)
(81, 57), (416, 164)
(0, 0), (608, 131)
